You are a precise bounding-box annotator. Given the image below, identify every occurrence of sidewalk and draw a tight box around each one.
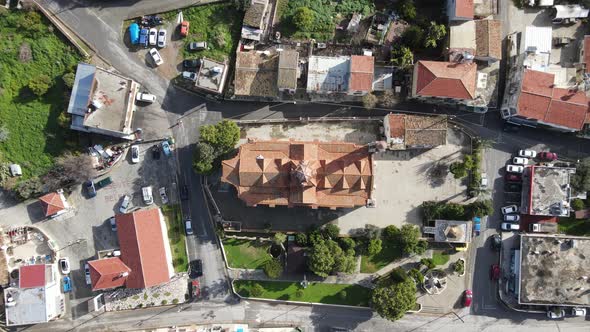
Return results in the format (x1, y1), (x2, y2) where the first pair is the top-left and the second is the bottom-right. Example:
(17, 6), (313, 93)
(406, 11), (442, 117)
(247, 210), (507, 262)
(229, 269), (375, 288)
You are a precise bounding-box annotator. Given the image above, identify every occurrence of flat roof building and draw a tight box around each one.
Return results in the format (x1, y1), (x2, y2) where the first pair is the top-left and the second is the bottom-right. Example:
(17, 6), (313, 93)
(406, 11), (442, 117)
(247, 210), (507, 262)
(195, 58), (228, 94)
(519, 234), (590, 306)
(383, 114), (447, 150)
(522, 166), (575, 217)
(234, 51), (279, 98)
(277, 50), (299, 93)
(307, 56), (351, 94)
(423, 220), (473, 244)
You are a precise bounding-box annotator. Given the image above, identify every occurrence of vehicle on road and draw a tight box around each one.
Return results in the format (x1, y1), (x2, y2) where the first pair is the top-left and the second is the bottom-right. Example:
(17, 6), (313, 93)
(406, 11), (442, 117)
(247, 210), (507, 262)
(191, 279), (200, 298)
(185, 219), (193, 235)
(189, 259), (203, 278)
(161, 141), (171, 156)
(149, 48), (163, 66)
(480, 173), (488, 187)
(547, 308), (565, 319)
(490, 234), (502, 251)
(130, 145), (140, 163)
(180, 21), (189, 37)
(505, 173), (522, 182)
(136, 92), (156, 103)
(157, 29), (167, 48)
(159, 187), (168, 205)
(63, 276), (72, 293)
(504, 214), (520, 222)
(538, 151), (558, 161)
(85, 180), (97, 198)
(512, 157), (529, 165)
(506, 165), (524, 173)
(501, 222), (520, 231)
(183, 58), (201, 70)
(84, 263), (91, 285)
(142, 186), (153, 205)
(571, 307), (586, 316)
(95, 176), (112, 189)
(129, 23), (139, 45)
(504, 183), (522, 192)
(109, 217), (117, 231)
(463, 290), (472, 307)
(490, 264), (500, 280)
(473, 217), (481, 236)
(139, 28), (149, 47)
(58, 258), (70, 275)
(182, 71), (197, 81)
(152, 145), (161, 160)
(188, 41), (207, 51)
(180, 185), (189, 200)
(501, 205), (519, 215)
(518, 150), (536, 158)
(148, 28), (157, 45)
(119, 195), (131, 213)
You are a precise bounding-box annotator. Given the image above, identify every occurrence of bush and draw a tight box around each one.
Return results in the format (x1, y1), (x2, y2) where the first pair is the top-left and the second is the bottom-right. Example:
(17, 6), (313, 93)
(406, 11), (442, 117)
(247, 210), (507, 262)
(263, 259), (283, 279)
(339, 237), (356, 251)
(250, 284), (265, 297)
(408, 268), (424, 284)
(295, 233), (308, 246)
(390, 267), (408, 282)
(420, 258), (435, 270)
(572, 198), (585, 211)
(453, 259), (465, 275)
(396, 0), (416, 22)
(339, 290), (347, 300)
(295, 289), (304, 298)
(415, 240), (428, 255)
(383, 225), (400, 242)
(62, 72), (76, 89)
(172, 299), (179, 304)
(368, 239), (382, 256)
(322, 224), (340, 239)
(449, 161), (468, 179)
(401, 26), (424, 50)
(161, 300), (168, 305)
(362, 93), (378, 109)
(28, 74), (52, 96)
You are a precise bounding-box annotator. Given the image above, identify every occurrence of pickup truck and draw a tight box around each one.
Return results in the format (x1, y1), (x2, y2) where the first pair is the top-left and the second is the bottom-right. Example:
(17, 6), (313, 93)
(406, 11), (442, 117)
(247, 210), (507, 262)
(94, 177), (112, 189)
(530, 222), (558, 233)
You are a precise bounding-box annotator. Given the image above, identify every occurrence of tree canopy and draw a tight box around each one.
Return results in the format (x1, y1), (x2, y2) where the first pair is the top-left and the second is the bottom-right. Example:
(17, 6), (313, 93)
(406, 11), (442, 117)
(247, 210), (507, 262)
(293, 7), (315, 31)
(307, 238), (355, 277)
(424, 21), (446, 48)
(571, 158), (590, 194)
(372, 279), (417, 321)
(193, 120), (240, 174)
(263, 259), (283, 279)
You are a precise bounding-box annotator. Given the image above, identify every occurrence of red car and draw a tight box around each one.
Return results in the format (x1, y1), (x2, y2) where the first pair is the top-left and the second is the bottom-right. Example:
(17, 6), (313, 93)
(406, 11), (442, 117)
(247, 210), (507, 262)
(490, 264), (500, 280)
(463, 290), (473, 307)
(538, 151), (558, 161)
(505, 173), (522, 182)
(191, 280), (200, 298)
(180, 21), (189, 37)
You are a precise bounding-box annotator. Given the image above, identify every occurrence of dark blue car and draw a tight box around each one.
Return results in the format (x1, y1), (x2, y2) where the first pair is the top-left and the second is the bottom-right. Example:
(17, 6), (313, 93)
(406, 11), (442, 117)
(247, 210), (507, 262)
(139, 28), (149, 47)
(129, 23), (139, 45)
(85, 180), (96, 198)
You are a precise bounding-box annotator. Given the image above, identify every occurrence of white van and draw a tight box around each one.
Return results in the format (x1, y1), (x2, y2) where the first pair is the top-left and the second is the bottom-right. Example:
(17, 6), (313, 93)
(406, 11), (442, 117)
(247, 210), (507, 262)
(136, 92), (156, 103)
(142, 186), (153, 205)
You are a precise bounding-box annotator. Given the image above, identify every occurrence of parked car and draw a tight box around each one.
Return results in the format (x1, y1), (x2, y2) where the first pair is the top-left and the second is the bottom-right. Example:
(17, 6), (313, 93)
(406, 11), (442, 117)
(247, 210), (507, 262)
(129, 23), (140, 45)
(185, 218), (194, 235)
(188, 41), (207, 51)
(506, 165), (524, 173)
(182, 71), (197, 81)
(136, 92), (156, 103)
(189, 259), (203, 278)
(538, 151), (558, 161)
(547, 308), (565, 319)
(142, 186), (153, 205)
(191, 279), (200, 298)
(512, 157), (529, 165)
(139, 28), (149, 47)
(501, 222), (520, 231)
(161, 141), (171, 156)
(148, 28), (157, 45)
(95, 176), (112, 189)
(152, 145), (161, 160)
(490, 264), (500, 280)
(85, 180), (97, 198)
(130, 145), (140, 164)
(159, 187), (169, 205)
(480, 173), (488, 187)
(463, 290), (472, 307)
(63, 276), (72, 293)
(490, 234), (502, 251)
(501, 205), (519, 215)
(504, 214), (520, 222)
(518, 150), (536, 158)
(505, 173), (522, 182)
(84, 263), (91, 285)
(571, 307), (586, 317)
(157, 29), (167, 48)
(180, 20), (189, 37)
(119, 195), (131, 213)
(109, 217), (117, 231)
(183, 58), (201, 70)
(149, 48), (163, 66)
(58, 258), (70, 275)
(505, 183), (522, 192)
(180, 184), (189, 200)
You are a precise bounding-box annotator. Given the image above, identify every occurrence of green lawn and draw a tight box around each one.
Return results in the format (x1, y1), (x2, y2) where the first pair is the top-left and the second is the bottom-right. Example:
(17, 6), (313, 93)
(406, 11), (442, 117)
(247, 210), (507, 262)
(162, 204), (188, 272)
(0, 10), (81, 178)
(559, 217), (590, 236)
(234, 280), (370, 306)
(223, 238), (271, 269)
(360, 242), (402, 273)
(432, 251), (450, 266)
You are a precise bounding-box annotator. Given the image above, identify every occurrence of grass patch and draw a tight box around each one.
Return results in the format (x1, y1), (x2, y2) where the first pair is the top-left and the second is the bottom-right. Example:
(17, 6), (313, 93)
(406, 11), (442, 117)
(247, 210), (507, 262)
(559, 217), (590, 236)
(360, 242), (402, 273)
(223, 238), (271, 269)
(162, 204), (188, 272)
(0, 9), (81, 178)
(432, 251), (450, 266)
(234, 280), (370, 306)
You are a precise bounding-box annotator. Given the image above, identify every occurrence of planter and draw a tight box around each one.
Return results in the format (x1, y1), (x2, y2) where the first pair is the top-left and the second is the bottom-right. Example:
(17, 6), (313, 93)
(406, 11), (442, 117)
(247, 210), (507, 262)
(457, 258), (466, 277)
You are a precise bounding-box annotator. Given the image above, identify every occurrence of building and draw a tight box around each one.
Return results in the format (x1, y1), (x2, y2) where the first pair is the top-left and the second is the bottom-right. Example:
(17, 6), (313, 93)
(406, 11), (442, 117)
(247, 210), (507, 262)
(87, 208), (174, 290)
(383, 114), (447, 150)
(4, 264), (63, 326)
(423, 220), (473, 244)
(277, 50), (299, 94)
(449, 19), (502, 62)
(521, 166), (575, 217)
(234, 51), (279, 98)
(524, 26), (552, 60)
(241, 0), (269, 42)
(349, 55), (374, 96)
(306, 56), (351, 94)
(411, 60), (477, 101)
(194, 58), (228, 94)
(221, 140), (374, 209)
(39, 191), (68, 218)
(66, 63), (140, 140)
(578, 35), (590, 74)
(447, 0), (474, 21)
(518, 234), (590, 307)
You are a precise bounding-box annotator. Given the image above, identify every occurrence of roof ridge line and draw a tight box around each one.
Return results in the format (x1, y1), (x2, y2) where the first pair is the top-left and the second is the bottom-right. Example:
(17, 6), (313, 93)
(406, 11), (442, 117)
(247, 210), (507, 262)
(132, 211), (147, 288)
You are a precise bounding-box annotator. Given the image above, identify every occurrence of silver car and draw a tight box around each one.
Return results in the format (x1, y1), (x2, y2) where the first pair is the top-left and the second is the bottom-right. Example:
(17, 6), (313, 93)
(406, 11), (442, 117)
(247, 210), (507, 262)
(119, 195), (131, 213)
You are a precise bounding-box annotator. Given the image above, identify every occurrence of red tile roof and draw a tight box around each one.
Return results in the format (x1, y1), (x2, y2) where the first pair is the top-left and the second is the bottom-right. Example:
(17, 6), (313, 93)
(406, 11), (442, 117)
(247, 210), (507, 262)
(388, 114), (405, 139)
(116, 209), (171, 289)
(88, 257), (131, 291)
(349, 55), (374, 92)
(584, 35), (590, 73)
(454, 0), (474, 19)
(39, 192), (66, 216)
(414, 61), (476, 100)
(19, 265), (46, 288)
(517, 69), (590, 130)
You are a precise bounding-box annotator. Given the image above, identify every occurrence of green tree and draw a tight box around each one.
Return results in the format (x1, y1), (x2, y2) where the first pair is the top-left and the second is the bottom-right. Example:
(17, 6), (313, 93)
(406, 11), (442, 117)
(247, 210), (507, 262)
(389, 267), (408, 282)
(449, 161), (468, 179)
(415, 240), (428, 255)
(263, 259), (283, 279)
(572, 198), (585, 211)
(293, 7), (314, 31)
(572, 158), (590, 194)
(272, 232), (287, 246)
(453, 259), (465, 275)
(14, 177), (43, 200)
(399, 224), (422, 255)
(390, 44), (413, 67)
(28, 74), (52, 96)
(250, 283), (264, 297)
(362, 93), (378, 109)
(424, 21), (446, 48)
(339, 237), (356, 251)
(465, 199), (494, 218)
(307, 239), (335, 277)
(368, 239), (382, 256)
(200, 120), (240, 155)
(322, 224), (340, 239)
(333, 248), (356, 274)
(192, 142), (216, 174)
(383, 225), (400, 242)
(401, 26), (424, 50)
(396, 0), (416, 22)
(420, 258), (435, 269)
(295, 233), (308, 246)
(372, 279), (417, 321)
(62, 72), (76, 89)
(408, 268), (424, 284)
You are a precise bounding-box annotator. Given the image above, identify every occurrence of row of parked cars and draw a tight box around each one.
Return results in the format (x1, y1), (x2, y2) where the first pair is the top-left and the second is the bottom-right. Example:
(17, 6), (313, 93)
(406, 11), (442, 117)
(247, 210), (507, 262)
(506, 150), (558, 173)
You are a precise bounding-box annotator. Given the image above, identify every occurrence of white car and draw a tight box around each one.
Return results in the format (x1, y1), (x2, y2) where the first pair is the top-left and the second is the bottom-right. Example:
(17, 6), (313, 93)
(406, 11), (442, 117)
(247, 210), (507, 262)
(506, 165), (524, 173)
(142, 186), (153, 205)
(504, 214), (520, 222)
(149, 48), (163, 66)
(547, 308), (565, 319)
(501, 222), (520, 231)
(157, 29), (167, 48)
(501, 205), (519, 215)
(136, 92), (156, 103)
(182, 71), (197, 81)
(148, 28), (157, 45)
(159, 187), (169, 205)
(84, 263), (92, 285)
(518, 150), (536, 158)
(512, 157), (529, 165)
(185, 219), (194, 235)
(480, 173), (488, 187)
(58, 258), (70, 275)
(130, 145), (140, 164)
(119, 195), (131, 213)
(571, 307), (586, 316)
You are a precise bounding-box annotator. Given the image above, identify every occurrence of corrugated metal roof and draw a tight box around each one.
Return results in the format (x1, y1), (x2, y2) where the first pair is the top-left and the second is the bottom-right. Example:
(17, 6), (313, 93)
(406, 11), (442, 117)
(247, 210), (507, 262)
(67, 63), (96, 116)
(554, 5), (589, 19)
(524, 26), (552, 54)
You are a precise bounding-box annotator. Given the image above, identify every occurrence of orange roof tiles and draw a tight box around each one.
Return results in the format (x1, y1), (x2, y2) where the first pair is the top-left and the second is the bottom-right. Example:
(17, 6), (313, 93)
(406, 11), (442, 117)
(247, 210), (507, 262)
(517, 69), (590, 130)
(221, 140), (373, 209)
(475, 20), (502, 60)
(19, 265), (45, 288)
(415, 61), (476, 100)
(88, 257), (131, 291)
(39, 192), (66, 216)
(349, 55), (374, 92)
(455, 0), (474, 19)
(585, 36), (590, 73)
